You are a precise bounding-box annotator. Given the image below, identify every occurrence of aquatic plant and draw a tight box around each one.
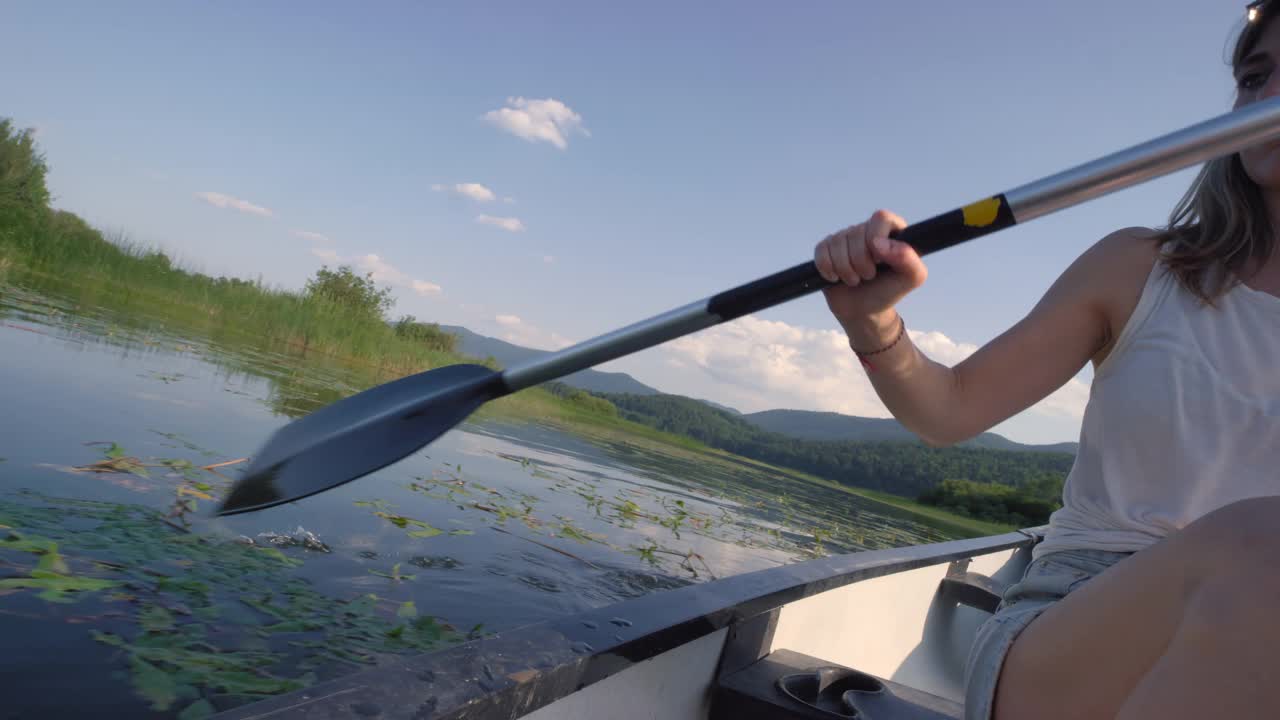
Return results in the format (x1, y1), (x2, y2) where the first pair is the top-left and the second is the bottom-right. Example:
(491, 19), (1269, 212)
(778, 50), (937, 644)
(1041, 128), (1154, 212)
(0, 493), (468, 717)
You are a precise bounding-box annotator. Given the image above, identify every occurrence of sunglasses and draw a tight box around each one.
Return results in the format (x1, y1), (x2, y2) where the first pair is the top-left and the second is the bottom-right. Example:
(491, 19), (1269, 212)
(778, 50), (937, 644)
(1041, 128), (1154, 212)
(1250, 1), (1269, 23)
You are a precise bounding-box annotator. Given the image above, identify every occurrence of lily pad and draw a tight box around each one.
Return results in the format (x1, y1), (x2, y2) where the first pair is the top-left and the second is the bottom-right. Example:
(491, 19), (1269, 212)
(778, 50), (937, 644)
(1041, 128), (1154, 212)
(374, 512), (444, 539)
(130, 655), (190, 711)
(177, 699), (215, 720)
(1, 488), (471, 714)
(0, 573), (119, 603)
(369, 563), (415, 582)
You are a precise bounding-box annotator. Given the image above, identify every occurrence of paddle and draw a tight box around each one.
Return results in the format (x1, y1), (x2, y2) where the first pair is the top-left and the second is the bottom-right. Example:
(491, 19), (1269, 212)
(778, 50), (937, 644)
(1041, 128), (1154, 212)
(216, 96), (1280, 516)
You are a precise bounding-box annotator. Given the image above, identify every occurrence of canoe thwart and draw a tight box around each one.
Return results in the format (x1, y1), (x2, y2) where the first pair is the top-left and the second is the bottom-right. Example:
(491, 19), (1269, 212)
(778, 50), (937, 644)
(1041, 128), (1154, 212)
(938, 559), (1008, 614)
(711, 648), (962, 719)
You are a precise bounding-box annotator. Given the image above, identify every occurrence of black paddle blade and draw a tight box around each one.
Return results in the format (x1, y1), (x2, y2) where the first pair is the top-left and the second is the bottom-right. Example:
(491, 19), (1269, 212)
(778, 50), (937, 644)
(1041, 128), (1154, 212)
(215, 363), (506, 516)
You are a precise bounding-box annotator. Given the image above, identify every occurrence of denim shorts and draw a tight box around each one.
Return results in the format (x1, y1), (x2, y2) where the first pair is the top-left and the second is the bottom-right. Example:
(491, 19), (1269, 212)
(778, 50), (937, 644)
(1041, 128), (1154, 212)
(962, 548), (1132, 720)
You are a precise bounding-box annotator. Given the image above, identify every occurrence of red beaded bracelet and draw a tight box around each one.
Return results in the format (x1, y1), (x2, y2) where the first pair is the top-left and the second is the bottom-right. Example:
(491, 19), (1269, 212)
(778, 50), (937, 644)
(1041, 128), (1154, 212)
(852, 314), (905, 372)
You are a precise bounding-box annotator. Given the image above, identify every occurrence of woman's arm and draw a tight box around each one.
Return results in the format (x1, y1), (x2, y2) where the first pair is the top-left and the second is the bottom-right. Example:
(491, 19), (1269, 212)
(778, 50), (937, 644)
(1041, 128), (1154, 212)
(818, 218), (1159, 447)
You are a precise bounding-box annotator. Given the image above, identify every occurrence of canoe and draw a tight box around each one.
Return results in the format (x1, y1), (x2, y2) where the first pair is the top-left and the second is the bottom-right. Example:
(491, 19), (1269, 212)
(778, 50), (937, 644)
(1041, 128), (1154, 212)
(210, 526), (1045, 720)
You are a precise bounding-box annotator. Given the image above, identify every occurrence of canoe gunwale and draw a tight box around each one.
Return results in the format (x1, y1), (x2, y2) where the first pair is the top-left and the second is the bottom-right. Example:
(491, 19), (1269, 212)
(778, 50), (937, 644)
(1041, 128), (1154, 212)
(210, 528), (1044, 720)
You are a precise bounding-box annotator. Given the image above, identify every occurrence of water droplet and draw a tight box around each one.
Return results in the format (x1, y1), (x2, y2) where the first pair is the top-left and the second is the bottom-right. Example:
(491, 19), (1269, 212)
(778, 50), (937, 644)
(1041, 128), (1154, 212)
(570, 641), (594, 654)
(582, 620), (599, 630)
(608, 617), (633, 627)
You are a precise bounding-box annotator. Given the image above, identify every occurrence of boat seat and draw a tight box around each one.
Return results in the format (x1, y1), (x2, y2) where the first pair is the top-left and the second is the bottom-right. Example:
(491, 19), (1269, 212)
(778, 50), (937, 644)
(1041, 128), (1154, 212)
(709, 537), (1039, 720)
(709, 565), (1008, 720)
(937, 559), (1008, 614)
(712, 648), (963, 719)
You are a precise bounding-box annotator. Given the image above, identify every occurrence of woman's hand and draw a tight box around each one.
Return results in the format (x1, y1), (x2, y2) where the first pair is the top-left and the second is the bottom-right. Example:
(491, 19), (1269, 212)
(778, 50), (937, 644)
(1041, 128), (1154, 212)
(814, 209), (929, 332)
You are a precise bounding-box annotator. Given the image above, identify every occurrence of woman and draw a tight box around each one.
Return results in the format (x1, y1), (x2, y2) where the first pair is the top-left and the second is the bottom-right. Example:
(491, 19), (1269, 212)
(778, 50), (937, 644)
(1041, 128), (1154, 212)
(813, 5), (1280, 719)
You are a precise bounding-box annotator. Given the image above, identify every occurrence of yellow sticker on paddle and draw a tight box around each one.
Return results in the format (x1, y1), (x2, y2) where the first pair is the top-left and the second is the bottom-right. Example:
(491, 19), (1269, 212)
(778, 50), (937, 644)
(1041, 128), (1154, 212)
(961, 197), (1002, 227)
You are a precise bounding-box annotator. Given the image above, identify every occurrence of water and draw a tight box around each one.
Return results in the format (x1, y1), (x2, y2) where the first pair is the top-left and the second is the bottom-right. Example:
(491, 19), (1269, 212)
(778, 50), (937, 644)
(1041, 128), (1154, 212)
(0, 281), (956, 719)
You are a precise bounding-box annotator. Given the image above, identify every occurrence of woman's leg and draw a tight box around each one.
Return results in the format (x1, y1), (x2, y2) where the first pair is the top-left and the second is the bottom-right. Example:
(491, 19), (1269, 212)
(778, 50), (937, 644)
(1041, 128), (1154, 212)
(1115, 567), (1280, 719)
(993, 496), (1280, 720)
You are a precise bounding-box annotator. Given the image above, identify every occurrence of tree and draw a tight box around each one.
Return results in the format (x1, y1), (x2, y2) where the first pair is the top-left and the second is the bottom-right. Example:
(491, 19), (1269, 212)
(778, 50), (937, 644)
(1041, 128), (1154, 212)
(393, 315), (459, 353)
(915, 478), (1060, 525)
(0, 118), (51, 211)
(544, 382), (619, 417)
(304, 264), (394, 318)
(595, 390), (1071, 517)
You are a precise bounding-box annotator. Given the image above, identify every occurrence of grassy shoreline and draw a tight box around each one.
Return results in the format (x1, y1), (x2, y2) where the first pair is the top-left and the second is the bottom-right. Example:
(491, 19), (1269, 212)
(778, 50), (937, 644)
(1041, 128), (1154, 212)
(1, 212), (464, 375)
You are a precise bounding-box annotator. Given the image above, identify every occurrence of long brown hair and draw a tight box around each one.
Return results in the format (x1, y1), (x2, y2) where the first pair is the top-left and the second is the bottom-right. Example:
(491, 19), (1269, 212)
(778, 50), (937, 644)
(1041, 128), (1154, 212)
(1159, 5), (1279, 305)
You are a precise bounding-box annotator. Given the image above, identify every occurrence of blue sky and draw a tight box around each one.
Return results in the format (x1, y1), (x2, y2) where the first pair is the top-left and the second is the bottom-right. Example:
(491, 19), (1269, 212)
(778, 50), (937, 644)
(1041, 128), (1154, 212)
(2, 1), (1251, 444)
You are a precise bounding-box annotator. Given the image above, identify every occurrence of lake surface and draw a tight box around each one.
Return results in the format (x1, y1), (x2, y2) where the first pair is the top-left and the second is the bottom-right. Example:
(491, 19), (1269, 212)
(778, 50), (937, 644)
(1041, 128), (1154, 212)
(0, 281), (957, 719)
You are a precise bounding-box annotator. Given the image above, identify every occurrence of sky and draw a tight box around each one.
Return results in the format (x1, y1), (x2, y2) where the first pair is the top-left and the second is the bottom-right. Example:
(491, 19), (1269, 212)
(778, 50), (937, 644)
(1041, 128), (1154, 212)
(1, 0), (1254, 445)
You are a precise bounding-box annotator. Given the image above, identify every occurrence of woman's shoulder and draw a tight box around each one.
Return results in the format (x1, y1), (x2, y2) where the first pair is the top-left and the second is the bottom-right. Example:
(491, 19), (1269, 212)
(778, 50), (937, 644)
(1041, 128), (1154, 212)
(1079, 226), (1166, 367)
(1090, 226), (1164, 265)
(1074, 226), (1164, 295)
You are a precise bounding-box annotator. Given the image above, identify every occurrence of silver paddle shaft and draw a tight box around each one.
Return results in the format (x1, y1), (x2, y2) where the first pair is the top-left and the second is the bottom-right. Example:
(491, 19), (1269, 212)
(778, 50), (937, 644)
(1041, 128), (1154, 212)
(502, 96), (1280, 393)
(1007, 98), (1280, 221)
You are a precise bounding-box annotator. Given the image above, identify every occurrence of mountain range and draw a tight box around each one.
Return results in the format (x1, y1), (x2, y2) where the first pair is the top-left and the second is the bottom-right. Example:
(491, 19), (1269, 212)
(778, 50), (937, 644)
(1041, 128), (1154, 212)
(440, 325), (662, 396)
(442, 324), (1078, 455)
(741, 409), (1078, 454)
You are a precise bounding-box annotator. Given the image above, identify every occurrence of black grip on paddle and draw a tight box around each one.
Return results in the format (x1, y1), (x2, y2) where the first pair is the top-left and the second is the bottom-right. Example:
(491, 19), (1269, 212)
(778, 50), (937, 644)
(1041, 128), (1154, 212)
(706, 195), (1015, 321)
(707, 261), (828, 321)
(891, 194), (1015, 254)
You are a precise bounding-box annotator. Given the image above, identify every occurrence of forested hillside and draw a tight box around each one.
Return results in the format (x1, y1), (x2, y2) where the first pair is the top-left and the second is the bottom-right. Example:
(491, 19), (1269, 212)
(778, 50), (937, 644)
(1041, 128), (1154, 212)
(597, 391), (1072, 525)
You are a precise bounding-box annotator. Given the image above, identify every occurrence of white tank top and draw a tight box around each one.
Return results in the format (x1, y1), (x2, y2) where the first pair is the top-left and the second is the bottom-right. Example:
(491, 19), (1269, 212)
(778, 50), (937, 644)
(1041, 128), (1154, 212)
(1034, 251), (1280, 560)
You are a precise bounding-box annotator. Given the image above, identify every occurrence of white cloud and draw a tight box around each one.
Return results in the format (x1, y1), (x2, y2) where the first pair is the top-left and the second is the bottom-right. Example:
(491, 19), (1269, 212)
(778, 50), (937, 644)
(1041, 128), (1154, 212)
(307, 247), (442, 296)
(543, 255), (555, 264)
(194, 191), (273, 218)
(482, 97), (588, 150)
(492, 313), (571, 350)
(662, 315), (1089, 431)
(432, 182), (499, 203)
(359, 253), (442, 296)
(411, 280), (442, 295)
(476, 215), (526, 232)
(1036, 377), (1091, 420)
(291, 229), (331, 244)
(906, 329), (978, 366)
(456, 183), (496, 202)
(310, 247), (341, 263)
